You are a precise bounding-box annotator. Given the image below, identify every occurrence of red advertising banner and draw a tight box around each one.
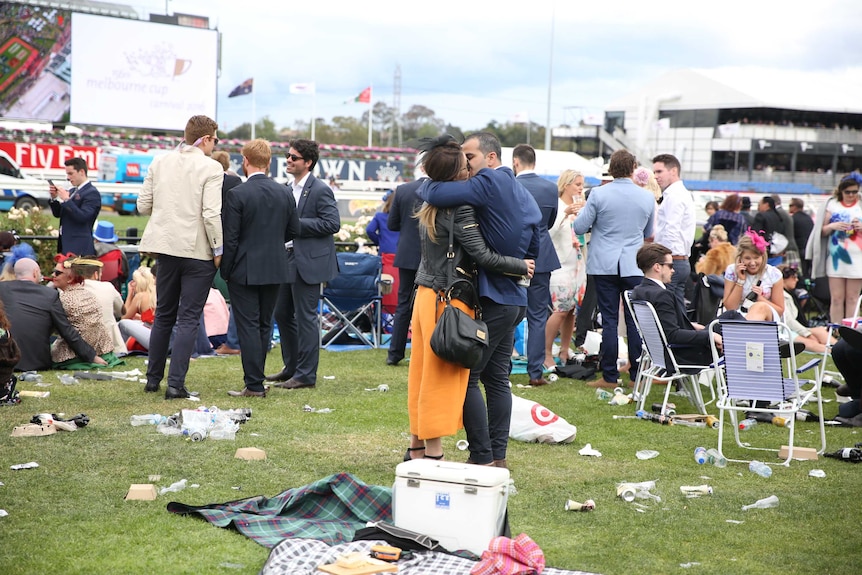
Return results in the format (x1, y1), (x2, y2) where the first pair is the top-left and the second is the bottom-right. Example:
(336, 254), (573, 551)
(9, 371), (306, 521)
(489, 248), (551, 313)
(0, 142), (101, 171)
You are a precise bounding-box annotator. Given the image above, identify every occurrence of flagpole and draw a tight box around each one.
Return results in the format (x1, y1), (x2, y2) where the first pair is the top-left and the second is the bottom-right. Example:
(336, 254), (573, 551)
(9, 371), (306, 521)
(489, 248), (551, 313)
(251, 88), (256, 140)
(311, 90), (316, 141)
(367, 83), (373, 147)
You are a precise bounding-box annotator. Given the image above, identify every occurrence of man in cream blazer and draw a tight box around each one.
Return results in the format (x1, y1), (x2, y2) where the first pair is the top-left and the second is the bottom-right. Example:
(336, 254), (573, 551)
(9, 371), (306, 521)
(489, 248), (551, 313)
(137, 115), (223, 400)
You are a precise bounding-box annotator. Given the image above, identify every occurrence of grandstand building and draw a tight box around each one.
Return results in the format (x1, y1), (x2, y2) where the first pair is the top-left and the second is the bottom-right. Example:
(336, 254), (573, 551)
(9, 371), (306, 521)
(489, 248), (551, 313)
(566, 68), (862, 194)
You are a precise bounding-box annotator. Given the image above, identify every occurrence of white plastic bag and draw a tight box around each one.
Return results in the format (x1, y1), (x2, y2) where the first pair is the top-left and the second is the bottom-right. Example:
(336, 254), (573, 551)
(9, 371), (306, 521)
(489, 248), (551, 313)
(509, 395), (576, 444)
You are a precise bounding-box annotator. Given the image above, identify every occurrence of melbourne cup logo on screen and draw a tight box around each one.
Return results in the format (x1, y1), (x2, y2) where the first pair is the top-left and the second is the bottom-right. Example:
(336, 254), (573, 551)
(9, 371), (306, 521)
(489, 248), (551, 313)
(124, 43), (192, 79)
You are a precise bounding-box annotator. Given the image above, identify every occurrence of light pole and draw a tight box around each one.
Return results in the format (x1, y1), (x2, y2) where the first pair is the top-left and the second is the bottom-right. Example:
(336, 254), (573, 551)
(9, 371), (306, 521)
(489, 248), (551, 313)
(544, 1), (555, 151)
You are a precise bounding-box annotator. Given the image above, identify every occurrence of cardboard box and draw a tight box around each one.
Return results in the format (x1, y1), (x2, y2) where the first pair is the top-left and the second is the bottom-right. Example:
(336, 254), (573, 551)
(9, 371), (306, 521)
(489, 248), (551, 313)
(778, 445), (819, 460)
(10, 423), (56, 437)
(393, 459), (510, 556)
(235, 447), (266, 460)
(125, 484), (157, 500)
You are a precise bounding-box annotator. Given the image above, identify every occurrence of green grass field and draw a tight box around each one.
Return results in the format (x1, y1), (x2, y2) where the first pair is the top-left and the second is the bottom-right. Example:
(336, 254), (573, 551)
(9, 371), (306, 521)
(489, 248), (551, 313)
(0, 347), (859, 575)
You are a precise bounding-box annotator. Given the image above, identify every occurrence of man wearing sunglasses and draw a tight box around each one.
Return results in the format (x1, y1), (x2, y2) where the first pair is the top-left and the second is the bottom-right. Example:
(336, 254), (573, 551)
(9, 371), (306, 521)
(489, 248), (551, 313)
(267, 139), (340, 390)
(137, 115), (224, 399)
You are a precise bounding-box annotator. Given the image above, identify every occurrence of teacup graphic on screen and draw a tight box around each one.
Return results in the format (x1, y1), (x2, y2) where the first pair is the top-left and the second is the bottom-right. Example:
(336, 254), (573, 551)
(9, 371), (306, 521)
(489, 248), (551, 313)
(173, 59), (192, 77)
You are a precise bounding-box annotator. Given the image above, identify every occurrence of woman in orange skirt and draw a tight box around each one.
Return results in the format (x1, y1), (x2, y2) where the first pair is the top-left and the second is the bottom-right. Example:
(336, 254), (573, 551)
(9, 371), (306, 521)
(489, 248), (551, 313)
(405, 136), (533, 461)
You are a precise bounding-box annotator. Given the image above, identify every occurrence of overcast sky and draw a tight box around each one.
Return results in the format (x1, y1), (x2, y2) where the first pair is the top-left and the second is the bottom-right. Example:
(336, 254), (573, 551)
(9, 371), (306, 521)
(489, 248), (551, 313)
(133, 0), (862, 135)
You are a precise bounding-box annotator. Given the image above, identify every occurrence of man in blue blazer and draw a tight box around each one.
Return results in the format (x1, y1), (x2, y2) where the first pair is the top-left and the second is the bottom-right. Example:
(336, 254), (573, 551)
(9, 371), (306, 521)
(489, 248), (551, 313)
(513, 144), (561, 385)
(268, 140), (341, 389)
(420, 131), (541, 468)
(49, 157), (101, 257)
(572, 149), (655, 388)
(222, 139), (299, 397)
(385, 174), (426, 366)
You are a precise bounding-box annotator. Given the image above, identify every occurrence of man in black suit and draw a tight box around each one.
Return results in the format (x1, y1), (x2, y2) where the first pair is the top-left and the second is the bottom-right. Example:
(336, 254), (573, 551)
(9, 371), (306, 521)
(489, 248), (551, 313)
(630, 243), (721, 367)
(788, 197), (815, 278)
(212, 150), (244, 356)
(513, 144), (561, 385)
(0, 258), (105, 371)
(222, 139), (299, 397)
(385, 172), (426, 366)
(267, 140), (341, 389)
(49, 157), (102, 257)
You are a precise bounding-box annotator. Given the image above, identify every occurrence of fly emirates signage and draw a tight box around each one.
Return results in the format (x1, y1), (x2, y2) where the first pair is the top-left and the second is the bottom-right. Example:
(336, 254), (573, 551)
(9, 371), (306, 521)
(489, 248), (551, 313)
(0, 142), (100, 171)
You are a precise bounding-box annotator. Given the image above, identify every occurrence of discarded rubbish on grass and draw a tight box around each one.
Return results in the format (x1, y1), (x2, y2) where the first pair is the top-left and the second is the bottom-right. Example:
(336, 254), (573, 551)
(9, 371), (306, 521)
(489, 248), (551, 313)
(741, 495), (779, 510)
(578, 443), (602, 457)
(20, 371), (42, 383)
(680, 484), (713, 496)
(57, 374), (79, 385)
(159, 478), (187, 495)
(635, 450), (660, 460)
(364, 384), (389, 392)
(132, 407), (246, 441)
(456, 439), (469, 451)
(303, 404), (333, 413)
(608, 389), (631, 406)
(808, 469), (826, 478)
(10, 461), (39, 470)
(564, 499), (595, 511)
(616, 480), (660, 503)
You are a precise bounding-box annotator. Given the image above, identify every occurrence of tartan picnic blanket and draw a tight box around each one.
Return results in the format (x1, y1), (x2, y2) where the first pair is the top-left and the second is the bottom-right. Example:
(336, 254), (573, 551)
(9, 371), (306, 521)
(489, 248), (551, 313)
(166, 473), (392, 548)
(261, 538), (602, 575)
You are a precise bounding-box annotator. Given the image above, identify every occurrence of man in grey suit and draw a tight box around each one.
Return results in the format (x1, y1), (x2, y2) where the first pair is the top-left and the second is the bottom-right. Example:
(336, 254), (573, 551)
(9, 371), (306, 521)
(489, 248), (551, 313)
(385, 171), (426, 366)
(572, 149), (655, 388)
(267, 140), (341, 389)
(513, 144), (561, 385)
(222, 139), (299, 397)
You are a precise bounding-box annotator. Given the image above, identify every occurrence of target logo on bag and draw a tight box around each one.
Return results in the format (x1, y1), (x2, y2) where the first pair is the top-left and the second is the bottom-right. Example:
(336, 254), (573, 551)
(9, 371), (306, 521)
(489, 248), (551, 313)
(531, 403), (559, 426)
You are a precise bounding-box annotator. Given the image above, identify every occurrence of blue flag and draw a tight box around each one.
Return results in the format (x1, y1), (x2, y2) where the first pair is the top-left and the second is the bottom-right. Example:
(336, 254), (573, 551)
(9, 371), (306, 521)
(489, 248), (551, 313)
(228, 78), (253, 98)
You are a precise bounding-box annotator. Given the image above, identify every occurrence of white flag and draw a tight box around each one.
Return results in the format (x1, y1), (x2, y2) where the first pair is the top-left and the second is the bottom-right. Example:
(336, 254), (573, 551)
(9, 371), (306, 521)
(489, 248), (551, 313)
(511, 111), (529, 124)
(289, 82), (315, 95)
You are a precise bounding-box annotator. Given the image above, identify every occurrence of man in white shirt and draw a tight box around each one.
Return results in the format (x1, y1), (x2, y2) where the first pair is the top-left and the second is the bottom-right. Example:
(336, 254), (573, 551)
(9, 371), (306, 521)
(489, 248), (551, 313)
(653, 153), (696, 311)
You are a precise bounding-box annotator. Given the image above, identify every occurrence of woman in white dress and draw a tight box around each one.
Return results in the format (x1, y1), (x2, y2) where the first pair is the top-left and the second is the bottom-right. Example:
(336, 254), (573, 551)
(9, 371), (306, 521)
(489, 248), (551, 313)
(544, 170), (587, 368)
(820, 175), (862, 323)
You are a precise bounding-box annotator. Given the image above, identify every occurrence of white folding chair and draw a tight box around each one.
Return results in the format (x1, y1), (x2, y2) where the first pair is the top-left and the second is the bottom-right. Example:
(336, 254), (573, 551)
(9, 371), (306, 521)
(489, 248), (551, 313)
(709, 319), (826, 466)
(628, 298), (715, 416)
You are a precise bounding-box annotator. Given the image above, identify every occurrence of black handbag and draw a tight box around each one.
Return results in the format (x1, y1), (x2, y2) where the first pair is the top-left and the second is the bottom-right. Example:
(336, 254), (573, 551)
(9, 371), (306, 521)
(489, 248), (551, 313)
(429, 211), (488, 369)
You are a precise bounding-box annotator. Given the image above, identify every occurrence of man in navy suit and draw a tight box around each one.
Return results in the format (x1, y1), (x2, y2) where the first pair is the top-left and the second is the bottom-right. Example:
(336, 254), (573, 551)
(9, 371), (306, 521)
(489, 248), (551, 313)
(385, 171), (426, 366)
(420, 131), (541, 468)
(49, 157), (101, 256)
(630, 243), (721, 367)
(267, 140), (341, 389)
(222, 139), (299, 397)
(513, 144), (561, 385)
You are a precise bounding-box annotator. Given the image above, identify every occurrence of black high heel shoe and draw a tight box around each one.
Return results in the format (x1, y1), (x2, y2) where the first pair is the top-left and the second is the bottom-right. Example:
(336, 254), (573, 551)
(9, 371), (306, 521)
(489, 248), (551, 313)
(403, 446), (425, 461)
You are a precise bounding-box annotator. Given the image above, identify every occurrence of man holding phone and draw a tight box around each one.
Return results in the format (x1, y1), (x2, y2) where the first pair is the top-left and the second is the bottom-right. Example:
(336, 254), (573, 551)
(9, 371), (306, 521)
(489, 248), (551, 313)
(49, 157), (101, 257)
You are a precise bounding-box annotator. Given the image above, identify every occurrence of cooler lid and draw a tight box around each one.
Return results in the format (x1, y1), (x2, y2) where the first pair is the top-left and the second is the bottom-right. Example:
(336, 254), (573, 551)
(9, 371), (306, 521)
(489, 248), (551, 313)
(395, 458), (510, 487)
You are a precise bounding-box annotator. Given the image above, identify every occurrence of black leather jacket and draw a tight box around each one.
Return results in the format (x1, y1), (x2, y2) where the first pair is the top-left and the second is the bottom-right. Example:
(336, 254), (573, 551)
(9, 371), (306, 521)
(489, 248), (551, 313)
(415, 205), (528, 296)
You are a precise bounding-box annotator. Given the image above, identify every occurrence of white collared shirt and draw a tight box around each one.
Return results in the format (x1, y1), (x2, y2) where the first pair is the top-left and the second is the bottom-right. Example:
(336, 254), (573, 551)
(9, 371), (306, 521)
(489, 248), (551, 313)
(285, 172), (310, 249)
(646, 276), (666, 289)
(655, 180), (696, 256)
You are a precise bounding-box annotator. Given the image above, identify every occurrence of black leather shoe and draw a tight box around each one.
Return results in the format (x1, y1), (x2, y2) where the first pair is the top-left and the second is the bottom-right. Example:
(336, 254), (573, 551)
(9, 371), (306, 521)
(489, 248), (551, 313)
(272, 378), (315, 390)
(144, 382), (160, 393)
(227, 388), (266, 397)
(165, 386), (200, 400)
(265, 368), (293, 382)
(836, 383), (852, 397)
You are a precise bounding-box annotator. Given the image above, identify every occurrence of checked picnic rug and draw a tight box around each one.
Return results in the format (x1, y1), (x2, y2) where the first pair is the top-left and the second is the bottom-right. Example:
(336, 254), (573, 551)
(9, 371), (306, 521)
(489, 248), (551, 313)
(166, 472), (391, 548)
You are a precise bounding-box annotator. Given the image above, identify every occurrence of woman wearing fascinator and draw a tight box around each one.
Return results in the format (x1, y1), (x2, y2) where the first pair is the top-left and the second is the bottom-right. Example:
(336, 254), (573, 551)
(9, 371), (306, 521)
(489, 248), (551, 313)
(404, 135), (534, 463)
(721, 228), (784, 321)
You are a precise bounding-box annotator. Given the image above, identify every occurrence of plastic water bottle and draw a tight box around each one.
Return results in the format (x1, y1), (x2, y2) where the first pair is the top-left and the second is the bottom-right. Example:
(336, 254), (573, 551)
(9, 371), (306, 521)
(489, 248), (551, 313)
(208, 427), (236, 441)
(706, 448), (728, 468)
(739, 418), (757, 431)
(130, 414), (164, 426)
(694, 446), (707, 464)
(159, 478), (187, 495)
(749, 460), (773, 478)
(742, 494), (779, 510)
(21, 371), (43, 383)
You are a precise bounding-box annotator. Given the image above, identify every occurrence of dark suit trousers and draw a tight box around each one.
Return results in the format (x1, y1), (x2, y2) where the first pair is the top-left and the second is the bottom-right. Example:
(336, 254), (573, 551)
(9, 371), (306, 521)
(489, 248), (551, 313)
(273, 274), (321, 385)
(463, 299), (525, 464)
(387, 267), (416, 362)
(229, 282), (279, 392)
(146, 255), (216, 389)
(594, 274), (643, 383)
(526, 271), (551, 378)
(574, 274), (597, 348)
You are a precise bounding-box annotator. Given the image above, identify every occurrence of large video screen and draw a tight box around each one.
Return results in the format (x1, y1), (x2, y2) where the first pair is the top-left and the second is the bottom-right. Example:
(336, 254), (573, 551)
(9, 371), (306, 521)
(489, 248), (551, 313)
(0, 3), (218, 131)
(70, 13), (217, 131)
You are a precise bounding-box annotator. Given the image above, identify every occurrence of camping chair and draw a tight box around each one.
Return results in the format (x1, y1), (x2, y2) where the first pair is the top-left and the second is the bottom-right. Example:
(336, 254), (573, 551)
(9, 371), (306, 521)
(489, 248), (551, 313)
(97, 248), (126, 294)
(628, 298), (715, 416)
(708, 319), (826, 466)
(623, 291), (651, 403)
(319, 252), (384, 349)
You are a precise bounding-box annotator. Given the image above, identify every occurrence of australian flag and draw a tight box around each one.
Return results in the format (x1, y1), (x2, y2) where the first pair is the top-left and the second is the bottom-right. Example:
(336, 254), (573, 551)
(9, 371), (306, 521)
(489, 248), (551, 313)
(228, 78), (253, 98)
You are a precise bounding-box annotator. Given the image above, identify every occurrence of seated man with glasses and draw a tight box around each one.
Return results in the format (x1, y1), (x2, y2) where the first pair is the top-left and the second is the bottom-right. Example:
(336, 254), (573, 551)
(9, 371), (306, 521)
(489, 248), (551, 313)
(630, 242), (722, 366)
